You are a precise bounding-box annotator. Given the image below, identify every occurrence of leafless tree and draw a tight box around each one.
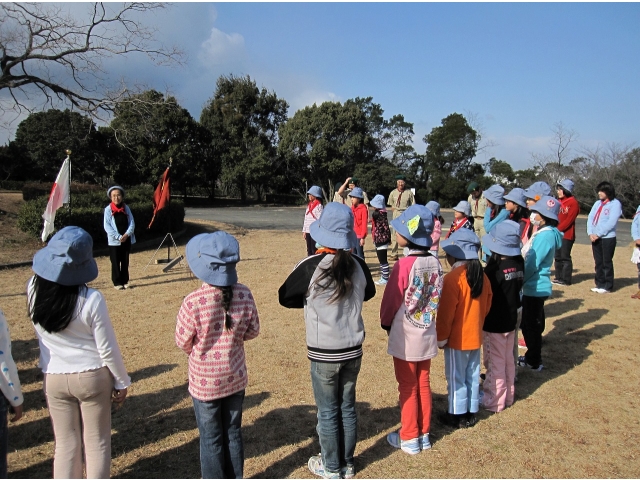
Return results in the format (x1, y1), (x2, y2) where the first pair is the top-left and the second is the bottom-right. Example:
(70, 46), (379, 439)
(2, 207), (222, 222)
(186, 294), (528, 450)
(0, 2), (184, 128)
(531, 121), (579, 187)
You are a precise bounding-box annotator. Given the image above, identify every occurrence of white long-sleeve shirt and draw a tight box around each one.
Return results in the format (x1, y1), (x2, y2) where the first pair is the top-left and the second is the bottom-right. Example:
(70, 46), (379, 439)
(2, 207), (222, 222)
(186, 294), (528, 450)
(27, 278), (131, 390)
(0, 310), (24, 407)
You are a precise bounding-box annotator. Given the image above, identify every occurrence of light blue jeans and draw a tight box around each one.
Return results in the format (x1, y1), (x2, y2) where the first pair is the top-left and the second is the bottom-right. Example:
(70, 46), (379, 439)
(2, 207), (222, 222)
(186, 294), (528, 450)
(444, 347), (481, 415)
(310, 358), (362, 474)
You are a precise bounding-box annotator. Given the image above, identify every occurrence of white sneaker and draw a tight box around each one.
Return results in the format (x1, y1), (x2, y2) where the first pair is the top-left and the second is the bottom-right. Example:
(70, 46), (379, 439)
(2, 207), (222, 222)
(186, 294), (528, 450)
(594, 288), (609, 294)
(114, 285), (124, 290)
(590, 287), (599, 292)
(123, 284), (130, 289)
(375, 278), (388, 286)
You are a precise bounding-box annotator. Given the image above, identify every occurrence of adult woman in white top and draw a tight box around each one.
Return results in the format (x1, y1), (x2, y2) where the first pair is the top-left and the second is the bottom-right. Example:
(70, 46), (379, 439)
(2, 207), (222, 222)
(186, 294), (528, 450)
(27, 226), (130, 478)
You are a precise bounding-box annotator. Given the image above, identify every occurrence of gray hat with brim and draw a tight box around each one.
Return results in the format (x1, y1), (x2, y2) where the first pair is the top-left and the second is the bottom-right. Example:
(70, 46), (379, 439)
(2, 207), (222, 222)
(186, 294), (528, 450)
(425, 201), (441, 218)
(523, 181), (551, 201)
(370, 194), (386, 210)
(504, 188), (527, 208)
(186, 231), (239, 286)
(32, 226), (98, 286)
(390, 204), (434, 248)
(309, 203), (358, 250)
(307, 185), (323, 198)
(348, 187), (364, 199)
(482, 220), (522, 257)
(107, 185), (125, 198)
(441, 228), (481, 260)
(484, 184), (505, 205)
(453, 200), (472, 217)
(557, 179), (575, 194)
(530, 195), (560, 222)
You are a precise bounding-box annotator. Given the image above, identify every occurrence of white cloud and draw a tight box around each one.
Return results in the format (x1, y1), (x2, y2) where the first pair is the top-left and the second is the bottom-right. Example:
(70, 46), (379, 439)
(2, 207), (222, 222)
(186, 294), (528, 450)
(198, 28), (246, 66)
(288, 90), (340, 114)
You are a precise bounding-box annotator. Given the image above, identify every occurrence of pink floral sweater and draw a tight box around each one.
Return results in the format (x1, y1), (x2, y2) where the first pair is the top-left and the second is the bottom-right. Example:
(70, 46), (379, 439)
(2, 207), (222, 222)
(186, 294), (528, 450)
(176, 283), (260, 401)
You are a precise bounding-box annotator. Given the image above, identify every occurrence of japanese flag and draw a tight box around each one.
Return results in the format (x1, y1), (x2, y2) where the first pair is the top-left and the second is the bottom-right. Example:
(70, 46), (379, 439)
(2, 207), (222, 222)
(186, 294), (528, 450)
(41, 157), (70, 242)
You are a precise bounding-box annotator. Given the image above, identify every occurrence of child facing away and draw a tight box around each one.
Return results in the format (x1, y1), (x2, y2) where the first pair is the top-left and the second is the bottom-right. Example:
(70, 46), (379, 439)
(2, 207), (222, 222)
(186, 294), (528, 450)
(303, 186), (324, 256)
(519, 196), (562, 371)
(482, 185), (510, 261)
(380, 205), (443, 455)
(503, 188), (530, 242)
(370, 194), (392, 285)
(425, 201), (445, 255)
(0, 309), (23, 479)
(436, 229), (493, 429)
(176, 231), (260, 479)
(349, 187), (368, 259)
(481, 221), (524, 413)
(632, 201), (640, 299)
(279, 202), (376, 479)
(446, 201), (474, 239)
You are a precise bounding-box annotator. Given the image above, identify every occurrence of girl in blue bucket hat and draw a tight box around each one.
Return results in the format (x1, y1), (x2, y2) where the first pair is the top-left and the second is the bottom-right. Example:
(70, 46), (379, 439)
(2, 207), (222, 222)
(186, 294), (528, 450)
(28, 226), (130, 478)
(482, 185), (509, 262)
(380, 205), (444, 454)
(503, 187), (530, 242)
(425, 201), (444, 254)
(349, 187), (368, 259)
(481, 220), (524, 413)
(279, 202), (376, 479)
(303, 186), (324, 256)
(177, 230), (260, 478)
(553, 179), (579, 286)
(446, 201), (474, 239)
(369, 194), (392, 285)
(436, 229), (493, 429)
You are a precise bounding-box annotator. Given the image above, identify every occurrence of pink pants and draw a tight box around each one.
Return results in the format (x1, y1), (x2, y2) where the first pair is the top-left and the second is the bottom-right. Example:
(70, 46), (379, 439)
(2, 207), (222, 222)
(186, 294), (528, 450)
(44, 367), (113, 478)
(393, 357), (432, 440)
(482, 331), (515, 412)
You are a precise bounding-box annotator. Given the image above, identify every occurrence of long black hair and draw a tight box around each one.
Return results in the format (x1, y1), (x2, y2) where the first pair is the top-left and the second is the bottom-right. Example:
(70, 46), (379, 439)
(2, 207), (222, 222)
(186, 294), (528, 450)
(28, 275), (85, 333)
(509, 205), (530, 223)
(315, 249), (356, 303)
(219, 285), (234, 330)
(466, 259), (485, 298)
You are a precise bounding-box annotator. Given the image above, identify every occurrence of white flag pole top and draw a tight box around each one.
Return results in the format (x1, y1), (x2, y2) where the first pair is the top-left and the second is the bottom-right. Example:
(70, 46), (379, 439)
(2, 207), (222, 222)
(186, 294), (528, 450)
(41, 156), (71, 242)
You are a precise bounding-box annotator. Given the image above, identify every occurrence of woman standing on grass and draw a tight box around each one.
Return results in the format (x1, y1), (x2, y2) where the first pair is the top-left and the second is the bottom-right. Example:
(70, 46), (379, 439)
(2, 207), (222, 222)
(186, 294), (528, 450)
(553, 179), (580, 286)
(279, 203), (376, 479)
(103, 186), (136, 290)
(176, 231), (260, 479)
(28, 227), (130, 479)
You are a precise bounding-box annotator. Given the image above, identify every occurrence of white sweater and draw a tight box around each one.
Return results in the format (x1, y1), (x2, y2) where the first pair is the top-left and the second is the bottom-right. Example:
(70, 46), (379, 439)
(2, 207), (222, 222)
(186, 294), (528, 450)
(0, 310), (24, 407)
(27, 278), (131, 390)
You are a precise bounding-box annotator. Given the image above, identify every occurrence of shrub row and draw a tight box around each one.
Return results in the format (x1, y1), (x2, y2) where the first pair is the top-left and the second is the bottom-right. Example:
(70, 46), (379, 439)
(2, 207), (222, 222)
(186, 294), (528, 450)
(0, 180), (26, 191)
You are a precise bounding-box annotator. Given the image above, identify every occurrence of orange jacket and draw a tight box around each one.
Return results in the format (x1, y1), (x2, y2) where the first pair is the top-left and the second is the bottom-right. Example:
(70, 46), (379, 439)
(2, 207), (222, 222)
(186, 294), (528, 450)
(436, 264), (493, 350)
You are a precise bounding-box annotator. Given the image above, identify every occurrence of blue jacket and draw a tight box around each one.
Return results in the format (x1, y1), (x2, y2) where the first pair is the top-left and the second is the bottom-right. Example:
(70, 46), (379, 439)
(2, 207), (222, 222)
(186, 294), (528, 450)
(586, 199), (622, 239)
(523, 226), (563, 297)
(104, 204), (136, 246)
(632, 205), (640, 241)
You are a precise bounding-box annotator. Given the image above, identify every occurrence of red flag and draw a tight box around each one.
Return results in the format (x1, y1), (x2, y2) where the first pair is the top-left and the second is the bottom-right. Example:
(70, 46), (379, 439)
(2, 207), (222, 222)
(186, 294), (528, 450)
(148, 167), (171, 229)
(41, 156), (71, 242)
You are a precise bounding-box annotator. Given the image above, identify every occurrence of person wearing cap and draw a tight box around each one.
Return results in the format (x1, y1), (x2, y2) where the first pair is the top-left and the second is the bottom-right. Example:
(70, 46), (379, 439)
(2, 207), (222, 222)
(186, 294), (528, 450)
(380, 205), (443, 454)
(446, 201), (474, 239)
(279, 203), (376, 479)
(481, 221), (524, 413)
(482, 185), (510, 262)
(519, 196), (563, 372)
(104, 186), (136, 290)
(553, 179), (580, 286)
(27, 226), (131, 478)
(503, 188), (530, 242)
(631, 195), (640, 299)
(522, 181), (552, 240)
(335, 176), (369, 205)
(425, 201), (444, 254)
(467, 182), (487, 240)
(369, 194), (392, 285)
(303, 186), (324, 256)
(0, 309), (24, 478)
(388, 176), (415, 259)
(436, 229), (492, 429)
(587, 181), (622, 294)
(176, 231), (260, 479)
(349, 187), (368, 259)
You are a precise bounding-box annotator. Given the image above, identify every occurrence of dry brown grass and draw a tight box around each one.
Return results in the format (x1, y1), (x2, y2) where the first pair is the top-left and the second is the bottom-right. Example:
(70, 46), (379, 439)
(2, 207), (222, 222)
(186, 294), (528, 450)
(1, 196), (639, 478)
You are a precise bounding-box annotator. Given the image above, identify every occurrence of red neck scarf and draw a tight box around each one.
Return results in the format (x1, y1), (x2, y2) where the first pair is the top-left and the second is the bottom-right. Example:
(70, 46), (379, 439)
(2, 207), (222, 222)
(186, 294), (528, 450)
(395, 189), (403, 207)
(592, 199), (609, 225)
(110, 202), (126, 216)
(447, 218), (467, 238)
(306, 199), (321, 218)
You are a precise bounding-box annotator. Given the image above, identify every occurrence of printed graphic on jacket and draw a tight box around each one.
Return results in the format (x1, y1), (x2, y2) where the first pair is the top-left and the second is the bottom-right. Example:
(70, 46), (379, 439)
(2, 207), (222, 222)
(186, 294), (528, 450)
(405, 270), (441, 328)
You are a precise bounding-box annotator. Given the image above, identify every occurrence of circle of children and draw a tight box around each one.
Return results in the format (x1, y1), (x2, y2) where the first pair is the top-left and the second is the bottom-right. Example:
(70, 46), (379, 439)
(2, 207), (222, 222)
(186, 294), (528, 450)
(0, 178), (638, 479)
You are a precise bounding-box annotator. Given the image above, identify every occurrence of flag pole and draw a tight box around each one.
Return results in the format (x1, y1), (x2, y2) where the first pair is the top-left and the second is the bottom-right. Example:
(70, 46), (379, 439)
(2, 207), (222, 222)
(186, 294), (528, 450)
(66, 149), (72, 224)
(167, 157), (173, 261)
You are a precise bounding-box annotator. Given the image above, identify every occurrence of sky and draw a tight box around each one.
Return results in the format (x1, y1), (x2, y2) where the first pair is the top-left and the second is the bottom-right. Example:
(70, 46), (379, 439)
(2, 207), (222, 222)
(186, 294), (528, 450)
(2, 2), (640, 171)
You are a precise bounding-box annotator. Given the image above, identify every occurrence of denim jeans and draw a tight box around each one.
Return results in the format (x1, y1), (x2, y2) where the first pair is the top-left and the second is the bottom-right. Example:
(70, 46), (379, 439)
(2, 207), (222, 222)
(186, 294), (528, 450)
(0, 395), (7, 479)
(192, 391), (245, 479)
(310, 358), (362, 474)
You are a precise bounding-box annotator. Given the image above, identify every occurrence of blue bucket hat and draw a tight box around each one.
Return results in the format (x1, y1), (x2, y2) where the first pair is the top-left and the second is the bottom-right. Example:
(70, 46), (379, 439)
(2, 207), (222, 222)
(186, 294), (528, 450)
(482, 220), (522, 257)
(32, 226), (98, 286)
(453, 201), (471, 217)
(348, 187), (364, 199)
(425, 201), (441, 218)
(309, 202), (358, 250)
(530, 195), (560, 222)
(504, 188), (527, 208)
(307, 185), (323, 199)
(390, 204), (434, 248)
(557, 179), (575, 194)
(440, 228), (481, 260)
(484, 185), (505, 206)
(523, 181), (551, 201)
(107, 185), (125, 199)
(370, 194), (386, 210)
(186, 231), (239, 287)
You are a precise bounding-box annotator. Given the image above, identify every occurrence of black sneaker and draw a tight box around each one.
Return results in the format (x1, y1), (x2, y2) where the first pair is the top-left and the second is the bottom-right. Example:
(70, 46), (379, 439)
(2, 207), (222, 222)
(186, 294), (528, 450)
(466, 412), (477, 427)
(517, 355), (543, 371)
(438, 411), (467, 429)
(551, 279), (566, 286)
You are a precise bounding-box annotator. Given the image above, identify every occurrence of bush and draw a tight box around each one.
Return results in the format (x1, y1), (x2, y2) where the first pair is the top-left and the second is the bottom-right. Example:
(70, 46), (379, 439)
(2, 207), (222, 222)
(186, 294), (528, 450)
(0, 180), (26, 191)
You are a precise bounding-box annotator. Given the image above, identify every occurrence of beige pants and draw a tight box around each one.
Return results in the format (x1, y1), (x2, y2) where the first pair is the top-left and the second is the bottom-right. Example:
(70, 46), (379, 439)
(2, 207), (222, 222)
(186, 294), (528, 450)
(44, 367), (113, 479)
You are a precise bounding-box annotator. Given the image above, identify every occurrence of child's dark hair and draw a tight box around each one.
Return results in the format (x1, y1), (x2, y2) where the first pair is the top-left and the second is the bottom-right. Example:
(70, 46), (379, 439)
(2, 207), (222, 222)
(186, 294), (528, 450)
(510, 205), (529, 223)
(539, 214), (559, 228)
(406, 239), (431, 252)
(558, 186), (573, 198)
(596, 181), (615, 200)
(466, 259), (485, 298)
(489, 203), (504, 219)
(316, 249), (355, 302)
(220, 285), (234, 330)
(28, 275), (85, 333)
